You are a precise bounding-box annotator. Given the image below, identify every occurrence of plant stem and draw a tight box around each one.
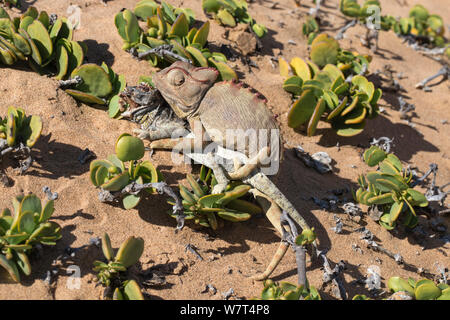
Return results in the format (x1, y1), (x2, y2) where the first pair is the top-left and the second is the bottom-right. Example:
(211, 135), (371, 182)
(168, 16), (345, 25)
(133, 44), (192, 64)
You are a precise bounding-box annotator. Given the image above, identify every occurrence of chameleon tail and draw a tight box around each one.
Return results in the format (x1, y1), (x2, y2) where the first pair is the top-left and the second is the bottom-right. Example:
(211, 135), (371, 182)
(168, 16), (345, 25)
(245, 172), (312, 233)
(251, 242), (289, 281)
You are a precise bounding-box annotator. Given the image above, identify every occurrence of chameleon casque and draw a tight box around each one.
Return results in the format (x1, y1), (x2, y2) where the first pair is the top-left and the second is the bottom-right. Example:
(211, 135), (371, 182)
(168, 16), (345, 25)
(121, 61), (317, 280)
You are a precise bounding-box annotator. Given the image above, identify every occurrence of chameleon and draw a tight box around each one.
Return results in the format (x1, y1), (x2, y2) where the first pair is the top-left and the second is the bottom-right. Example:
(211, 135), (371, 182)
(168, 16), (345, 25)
(124, 61), (317, 280)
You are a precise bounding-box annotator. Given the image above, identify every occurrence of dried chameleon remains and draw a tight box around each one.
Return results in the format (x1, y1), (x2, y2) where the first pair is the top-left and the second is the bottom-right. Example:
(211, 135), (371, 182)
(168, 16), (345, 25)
(120, 61), (318, 280)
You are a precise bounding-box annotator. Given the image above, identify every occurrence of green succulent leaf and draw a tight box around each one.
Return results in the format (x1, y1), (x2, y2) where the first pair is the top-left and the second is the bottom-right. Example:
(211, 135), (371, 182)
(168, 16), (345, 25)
(122, 279), (145, 300)
(363, 146), (387, 167)
(388, 276), (415, 294)
(101, 233), (114, 261)
(115, 135), (145, 162)
(115, 236), (144, 268)
(70, 64), (113, 98)
(0, 254), (20, 282)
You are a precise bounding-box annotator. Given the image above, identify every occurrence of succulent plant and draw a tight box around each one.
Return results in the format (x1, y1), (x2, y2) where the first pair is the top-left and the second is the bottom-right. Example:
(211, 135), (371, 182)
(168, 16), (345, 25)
(391, 5), (447, 47)
(90, 134), (163, 209)
(0, 7), (125, 107)
(339, 0), (382, 21)
(0, 7), (85, 76)
(0, 106), (42, 149)
(280, 46), (380, 137)
(134, 0), (196, 26)
(93, 233), (145, 300)
(63, 62), (126, 108)
(339, 1), (448, 50)
(0, 192), (62, 282)
(202, 0), (267, 38)
(354, 146), (429, 230)
(254, 280), (321, 300)
(115, 5), (237, 81)
(302, 17), (320, 44)
(388, 276), (449, 300)
(170, 165), (262, 230)
(295, 227), (317, 246)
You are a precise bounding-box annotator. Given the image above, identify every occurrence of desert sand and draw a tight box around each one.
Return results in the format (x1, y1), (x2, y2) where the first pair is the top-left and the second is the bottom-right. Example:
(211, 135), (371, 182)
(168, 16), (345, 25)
(0, 0), (448, 300)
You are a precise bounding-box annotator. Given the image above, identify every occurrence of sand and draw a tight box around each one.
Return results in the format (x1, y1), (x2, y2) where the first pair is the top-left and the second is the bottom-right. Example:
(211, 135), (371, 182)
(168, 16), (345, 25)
(0, 0), (448, 300)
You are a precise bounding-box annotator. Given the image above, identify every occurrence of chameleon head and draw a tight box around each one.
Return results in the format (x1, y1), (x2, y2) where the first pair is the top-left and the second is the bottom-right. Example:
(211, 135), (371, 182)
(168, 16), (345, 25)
(152, 61), (219, 119)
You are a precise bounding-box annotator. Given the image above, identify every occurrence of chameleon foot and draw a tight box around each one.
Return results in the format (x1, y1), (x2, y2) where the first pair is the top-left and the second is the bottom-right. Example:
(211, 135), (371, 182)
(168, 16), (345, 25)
(229, 146), (271, 180)
(133, 128), (151, 140)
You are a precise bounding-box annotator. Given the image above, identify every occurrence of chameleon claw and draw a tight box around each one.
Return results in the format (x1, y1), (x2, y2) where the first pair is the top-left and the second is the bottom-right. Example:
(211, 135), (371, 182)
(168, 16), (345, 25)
(133, 128), (151, 140)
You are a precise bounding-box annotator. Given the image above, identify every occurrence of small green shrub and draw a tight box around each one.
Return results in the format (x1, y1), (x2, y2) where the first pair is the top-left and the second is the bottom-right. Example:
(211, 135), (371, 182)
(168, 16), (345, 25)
(171, 165), (262, 230)
(0, 106), (42, 149)
(388, 276), (449, 300)
(279, 37), (380, 137)
(354, 146), (429, 230)
(0, 192), (61, 282)
(90, 134), (163, 209)
(202, 0), (267, 37)
(93, 233), (145, 300)
(115, 3), (237, 81)
(254, 280), (321, 300)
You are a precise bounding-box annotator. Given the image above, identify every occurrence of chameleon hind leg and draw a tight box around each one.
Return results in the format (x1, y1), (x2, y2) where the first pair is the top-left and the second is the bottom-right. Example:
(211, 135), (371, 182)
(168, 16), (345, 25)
(249, 189), (291, 281)
(228, 146), (271, 180)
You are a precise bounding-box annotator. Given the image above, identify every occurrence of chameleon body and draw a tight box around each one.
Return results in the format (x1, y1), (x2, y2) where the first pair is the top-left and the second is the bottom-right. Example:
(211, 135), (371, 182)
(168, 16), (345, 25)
(135, 61), (315, 279)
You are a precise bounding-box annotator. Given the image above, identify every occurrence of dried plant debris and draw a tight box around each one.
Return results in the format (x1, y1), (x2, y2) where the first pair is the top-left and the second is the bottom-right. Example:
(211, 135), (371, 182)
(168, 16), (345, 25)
(311, 188), (355, 217)
(42, 186), (58, 201)
(335, 19), (357, 41)
(318, 250), (348, 300)
(342, 202), (363, 221)
(295, 146), (333, 174)
(331, 215), (343, 234)
(201, 283), (217, 295)
(278, 211), (317, 290)
(184, 243), (203, 261)
(374, 64), (404, 93)
(397, 97), (417, 123)
(370, 136), (394, 153)
(78, 148), (96, 165)
(365, 265), (382, 292)
(415, 66), (449, 91)
(357, 227), (404, 264)
(411, 163), (449, 206)
(222, 287), (235, 300)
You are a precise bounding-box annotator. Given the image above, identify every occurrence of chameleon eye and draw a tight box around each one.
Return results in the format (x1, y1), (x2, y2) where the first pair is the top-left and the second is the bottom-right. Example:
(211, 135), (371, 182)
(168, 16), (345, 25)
(168, 69), (185, 86)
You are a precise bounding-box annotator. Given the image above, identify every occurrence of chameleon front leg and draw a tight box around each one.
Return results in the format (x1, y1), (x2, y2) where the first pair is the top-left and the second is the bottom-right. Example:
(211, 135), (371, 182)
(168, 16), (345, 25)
(134, 128), (176, 141)
(149, 137), (197, 150)
(249, 189), (291, 281)
(205, 152), (230, 194)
